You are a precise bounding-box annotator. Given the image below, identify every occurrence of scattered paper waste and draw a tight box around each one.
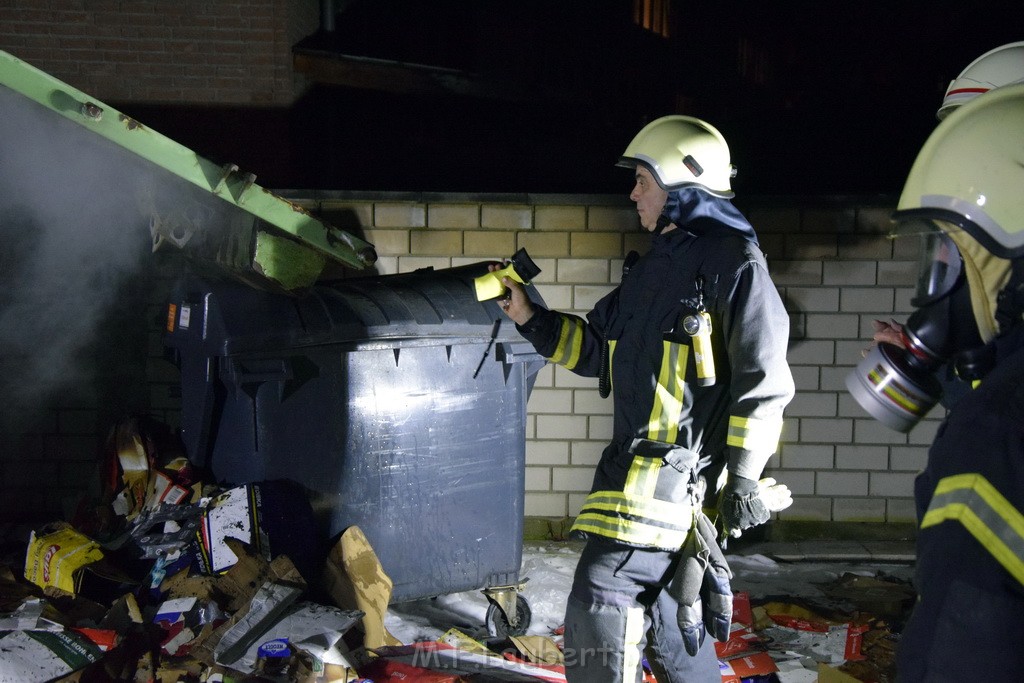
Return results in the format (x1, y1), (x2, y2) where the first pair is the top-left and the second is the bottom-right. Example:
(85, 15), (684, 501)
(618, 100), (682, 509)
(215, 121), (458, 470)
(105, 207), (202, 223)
(0, 414), (917, 681)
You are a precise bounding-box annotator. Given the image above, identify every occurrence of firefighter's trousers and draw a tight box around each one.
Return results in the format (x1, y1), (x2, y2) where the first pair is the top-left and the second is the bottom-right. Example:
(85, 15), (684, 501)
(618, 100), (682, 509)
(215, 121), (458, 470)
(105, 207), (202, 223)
(563, 536), (720, 683)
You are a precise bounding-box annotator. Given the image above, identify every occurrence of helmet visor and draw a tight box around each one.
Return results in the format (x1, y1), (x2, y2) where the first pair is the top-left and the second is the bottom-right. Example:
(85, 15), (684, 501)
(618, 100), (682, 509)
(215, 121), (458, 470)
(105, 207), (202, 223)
(893, 218), (965, 307)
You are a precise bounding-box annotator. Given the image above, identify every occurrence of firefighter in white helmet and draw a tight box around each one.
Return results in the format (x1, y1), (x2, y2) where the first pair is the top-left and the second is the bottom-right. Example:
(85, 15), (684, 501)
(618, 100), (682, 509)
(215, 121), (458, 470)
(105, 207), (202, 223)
(848, 85), (1024, 679)
(937, 41), (1024, 120)
(871, 41), (1024, 408)
(494, 115), (795, 682)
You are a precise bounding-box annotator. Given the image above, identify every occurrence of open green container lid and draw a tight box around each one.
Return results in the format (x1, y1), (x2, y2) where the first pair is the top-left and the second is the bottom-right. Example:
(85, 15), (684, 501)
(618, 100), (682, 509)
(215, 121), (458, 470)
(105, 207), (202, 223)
(0, 50), (377, 293)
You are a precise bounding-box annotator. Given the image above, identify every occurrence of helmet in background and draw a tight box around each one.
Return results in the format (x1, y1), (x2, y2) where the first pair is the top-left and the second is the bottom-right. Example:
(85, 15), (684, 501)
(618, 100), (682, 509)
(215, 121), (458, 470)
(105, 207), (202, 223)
(616, 115), (737, 198)
(899, 83), (1024, 261)
(937, 41), (1024, 120)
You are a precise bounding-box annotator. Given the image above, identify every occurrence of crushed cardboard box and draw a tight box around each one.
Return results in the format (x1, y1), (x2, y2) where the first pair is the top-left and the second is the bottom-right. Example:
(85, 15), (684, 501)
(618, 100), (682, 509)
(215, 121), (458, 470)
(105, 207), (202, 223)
(323, 524), (402, 650)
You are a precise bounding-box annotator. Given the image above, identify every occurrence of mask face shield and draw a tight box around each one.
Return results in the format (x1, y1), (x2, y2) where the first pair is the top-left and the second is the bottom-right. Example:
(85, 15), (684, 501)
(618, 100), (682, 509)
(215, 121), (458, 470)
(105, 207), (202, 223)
(909, 222), (964, 307)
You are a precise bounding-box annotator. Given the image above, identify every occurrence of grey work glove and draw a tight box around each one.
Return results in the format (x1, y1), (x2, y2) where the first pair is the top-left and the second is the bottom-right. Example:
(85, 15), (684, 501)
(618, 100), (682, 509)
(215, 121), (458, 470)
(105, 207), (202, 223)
(719, 474), (788, 540)
(667, 512), (734, 655)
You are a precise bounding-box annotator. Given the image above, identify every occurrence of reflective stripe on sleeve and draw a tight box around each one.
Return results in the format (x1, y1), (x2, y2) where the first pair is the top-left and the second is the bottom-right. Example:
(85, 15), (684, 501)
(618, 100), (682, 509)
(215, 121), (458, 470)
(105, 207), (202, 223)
(547, 315), (585, 370)
(726, 414), (783, 453)
(921, 472), (1024, 587)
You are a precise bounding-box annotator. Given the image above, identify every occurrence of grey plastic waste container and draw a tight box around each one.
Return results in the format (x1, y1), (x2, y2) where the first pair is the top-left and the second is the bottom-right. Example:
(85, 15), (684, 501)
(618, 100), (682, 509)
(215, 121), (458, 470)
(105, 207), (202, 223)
(164, 262), (545, 632)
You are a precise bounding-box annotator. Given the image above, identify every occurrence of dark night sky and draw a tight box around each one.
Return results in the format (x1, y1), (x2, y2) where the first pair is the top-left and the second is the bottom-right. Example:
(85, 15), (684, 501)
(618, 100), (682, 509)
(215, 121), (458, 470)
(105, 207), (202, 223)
(128, 1), (1022, 197)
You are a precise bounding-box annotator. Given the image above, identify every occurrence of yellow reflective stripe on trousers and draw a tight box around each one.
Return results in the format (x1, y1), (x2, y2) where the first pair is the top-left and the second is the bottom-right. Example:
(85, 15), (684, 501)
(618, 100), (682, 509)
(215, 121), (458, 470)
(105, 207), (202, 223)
(726, 414), (783, 452)
(621, 606), (645, 683)
(921, 472), (1024, 587)
(547, 315), (584, 370)
(646, 341), (687, 442)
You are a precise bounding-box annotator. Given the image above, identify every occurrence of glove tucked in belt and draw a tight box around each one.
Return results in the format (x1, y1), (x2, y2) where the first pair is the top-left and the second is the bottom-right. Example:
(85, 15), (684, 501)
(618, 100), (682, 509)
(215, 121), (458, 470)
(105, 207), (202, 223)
(667, 511), (733, 656)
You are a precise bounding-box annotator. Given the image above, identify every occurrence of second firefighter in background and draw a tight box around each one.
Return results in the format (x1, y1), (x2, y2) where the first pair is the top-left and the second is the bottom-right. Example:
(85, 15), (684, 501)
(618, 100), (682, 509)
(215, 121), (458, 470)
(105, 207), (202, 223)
(495, 115), (794, 682)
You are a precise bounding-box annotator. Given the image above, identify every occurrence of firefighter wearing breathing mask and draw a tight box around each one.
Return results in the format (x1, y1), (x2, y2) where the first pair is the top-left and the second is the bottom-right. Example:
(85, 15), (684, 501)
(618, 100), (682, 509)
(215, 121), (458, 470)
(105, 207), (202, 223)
(846, 84), (1024, 680)
(870, 41), (1024, 410)
(495, 115), (794, 682)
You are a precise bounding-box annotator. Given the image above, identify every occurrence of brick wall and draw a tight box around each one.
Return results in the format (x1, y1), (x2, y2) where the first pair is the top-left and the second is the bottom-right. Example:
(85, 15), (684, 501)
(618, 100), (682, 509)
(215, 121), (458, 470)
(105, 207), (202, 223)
(0, 189), (937, 528)
(0, 0), (317, 105)
(0, 4), (936, 531)
(281, 191), (936, 526)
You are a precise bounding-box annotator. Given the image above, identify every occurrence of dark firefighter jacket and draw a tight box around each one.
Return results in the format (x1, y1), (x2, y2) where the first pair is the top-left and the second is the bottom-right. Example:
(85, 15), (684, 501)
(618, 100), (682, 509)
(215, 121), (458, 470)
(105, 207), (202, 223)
(516, 220), (794, 551)
(896, 326), (1024, 680)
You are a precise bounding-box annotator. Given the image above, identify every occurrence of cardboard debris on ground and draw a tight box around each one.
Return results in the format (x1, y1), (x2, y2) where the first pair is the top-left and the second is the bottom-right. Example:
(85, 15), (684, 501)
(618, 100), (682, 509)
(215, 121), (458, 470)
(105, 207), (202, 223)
(509, 635), (565, 666)
(323, 524), (403, 650)
(0, 414), (918, 682)
(0, 628), (105, 683)
(23, 523), (105, 598)
(197, 484), (269, 575)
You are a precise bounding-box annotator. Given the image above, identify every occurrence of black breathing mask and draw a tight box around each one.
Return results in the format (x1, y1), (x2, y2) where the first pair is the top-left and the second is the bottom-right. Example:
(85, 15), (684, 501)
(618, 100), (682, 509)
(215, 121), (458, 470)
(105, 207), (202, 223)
(846, 230), (987, 432)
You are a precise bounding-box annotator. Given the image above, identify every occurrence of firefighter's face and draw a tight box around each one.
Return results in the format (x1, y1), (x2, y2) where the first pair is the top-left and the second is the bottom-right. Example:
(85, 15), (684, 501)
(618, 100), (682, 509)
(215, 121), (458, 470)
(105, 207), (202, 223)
(630, 166), (668, 232)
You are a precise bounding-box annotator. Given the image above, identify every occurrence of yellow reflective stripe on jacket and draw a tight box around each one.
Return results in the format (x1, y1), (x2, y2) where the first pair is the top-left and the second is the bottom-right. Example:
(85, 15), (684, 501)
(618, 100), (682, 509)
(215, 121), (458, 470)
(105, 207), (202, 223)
(624, 457), (661, 499)
(921, 473), (1024, 587)
(546, 315), (584, 370)
(646, 341), (687, 442)
(608, 339), (617, 392)
(726, 414), (783, 452)
(571, 490), (695, 548)
(581, 491), (695, 525)
(572, 512), (691, 548)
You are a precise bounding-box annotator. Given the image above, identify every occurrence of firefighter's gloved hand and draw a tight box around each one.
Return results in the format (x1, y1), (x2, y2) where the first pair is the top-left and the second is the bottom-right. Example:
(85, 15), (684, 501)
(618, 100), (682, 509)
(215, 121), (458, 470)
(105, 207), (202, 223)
(719, 474), (772, 540)
(697, 511), (734, 643)
(668, 519), (710, 655)
(668, 513), (734, 655)
(756, 477), (793, 514)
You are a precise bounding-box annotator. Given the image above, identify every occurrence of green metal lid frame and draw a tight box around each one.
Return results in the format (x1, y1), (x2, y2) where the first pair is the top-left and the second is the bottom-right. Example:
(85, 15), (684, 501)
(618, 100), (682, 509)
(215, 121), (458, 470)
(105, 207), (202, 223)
(0, 50), (377, 285)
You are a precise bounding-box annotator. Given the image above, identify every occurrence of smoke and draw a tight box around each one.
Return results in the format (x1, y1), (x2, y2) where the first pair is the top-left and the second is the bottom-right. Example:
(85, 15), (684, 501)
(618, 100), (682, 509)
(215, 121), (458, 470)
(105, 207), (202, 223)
(0, 86), (156, 411)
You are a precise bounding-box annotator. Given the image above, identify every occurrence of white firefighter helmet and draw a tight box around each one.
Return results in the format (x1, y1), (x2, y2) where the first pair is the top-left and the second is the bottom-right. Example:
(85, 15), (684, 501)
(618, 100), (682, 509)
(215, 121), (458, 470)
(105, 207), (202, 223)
(616, 115), (737, 198)
(894, 83), (1024, 342)
(937, 41), (1024, 120)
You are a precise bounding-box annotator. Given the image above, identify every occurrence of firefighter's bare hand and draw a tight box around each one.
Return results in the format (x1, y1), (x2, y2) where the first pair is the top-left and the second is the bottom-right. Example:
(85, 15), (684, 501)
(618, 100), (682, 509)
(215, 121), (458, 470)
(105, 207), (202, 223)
(873, 319), (905, 346)
(863, 319), (905, 357)
(488, 264), (534, 326)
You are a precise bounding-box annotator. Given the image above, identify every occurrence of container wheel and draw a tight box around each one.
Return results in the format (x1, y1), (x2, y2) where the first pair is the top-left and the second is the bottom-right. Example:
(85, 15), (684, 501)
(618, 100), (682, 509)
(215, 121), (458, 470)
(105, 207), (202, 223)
(485, 593), (532, 638)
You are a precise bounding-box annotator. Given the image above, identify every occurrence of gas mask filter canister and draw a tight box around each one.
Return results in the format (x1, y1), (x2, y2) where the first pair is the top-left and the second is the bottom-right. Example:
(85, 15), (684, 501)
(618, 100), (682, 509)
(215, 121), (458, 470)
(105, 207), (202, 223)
(846, 229), (980, 432)
(846, 340), (943, 433)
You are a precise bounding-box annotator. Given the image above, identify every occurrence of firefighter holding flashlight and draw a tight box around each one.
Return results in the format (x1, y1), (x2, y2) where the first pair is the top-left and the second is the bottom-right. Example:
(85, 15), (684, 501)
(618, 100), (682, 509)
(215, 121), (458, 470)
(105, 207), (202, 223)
(495, 115), (794, 682)
(845, 85), (1024, 679)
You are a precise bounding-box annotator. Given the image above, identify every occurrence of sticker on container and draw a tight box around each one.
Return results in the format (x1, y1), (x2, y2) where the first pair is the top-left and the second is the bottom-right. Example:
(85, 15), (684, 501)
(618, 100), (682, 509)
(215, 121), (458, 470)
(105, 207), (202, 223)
(179, 305), (191, 330)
